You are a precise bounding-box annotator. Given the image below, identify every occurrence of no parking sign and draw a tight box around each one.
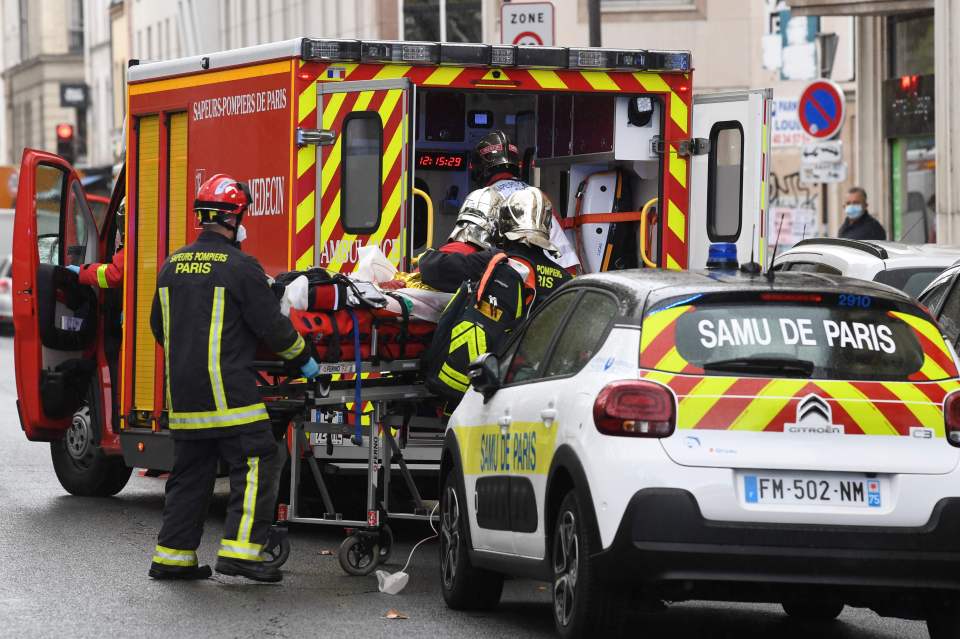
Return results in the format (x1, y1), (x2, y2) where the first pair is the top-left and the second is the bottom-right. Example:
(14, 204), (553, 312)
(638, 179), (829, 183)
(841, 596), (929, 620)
(798, 79), (845, 139)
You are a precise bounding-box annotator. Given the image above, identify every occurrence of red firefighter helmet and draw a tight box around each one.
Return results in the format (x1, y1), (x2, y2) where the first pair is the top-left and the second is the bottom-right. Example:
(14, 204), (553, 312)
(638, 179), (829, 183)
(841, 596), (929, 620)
(194, 174), (252, 227)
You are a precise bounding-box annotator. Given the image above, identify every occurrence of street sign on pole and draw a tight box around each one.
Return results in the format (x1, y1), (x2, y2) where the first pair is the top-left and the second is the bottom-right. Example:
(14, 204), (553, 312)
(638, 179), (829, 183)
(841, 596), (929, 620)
(801, 162), (847, 184)
(801, 140), (843, 165)
(501, 2), (555, 46)
(798, 79), (845, 139)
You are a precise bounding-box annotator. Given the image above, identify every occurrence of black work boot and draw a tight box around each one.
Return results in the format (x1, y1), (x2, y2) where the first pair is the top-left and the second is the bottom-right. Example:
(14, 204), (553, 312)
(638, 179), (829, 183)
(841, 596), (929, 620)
(148, 563), (213, 580)
(215, 557), (282, 583)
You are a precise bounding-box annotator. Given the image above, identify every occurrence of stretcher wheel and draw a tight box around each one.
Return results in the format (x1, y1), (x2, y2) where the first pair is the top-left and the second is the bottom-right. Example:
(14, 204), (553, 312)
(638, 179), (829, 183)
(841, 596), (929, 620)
(261, 525), (291, 569)
(378, 525), (394, 563)
(338, 533), (380, 576)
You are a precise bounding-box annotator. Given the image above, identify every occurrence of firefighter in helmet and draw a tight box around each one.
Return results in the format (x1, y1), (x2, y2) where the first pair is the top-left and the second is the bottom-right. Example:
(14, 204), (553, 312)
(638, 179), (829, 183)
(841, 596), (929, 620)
(148, 174), (320, 582)
(67, 197), (126, 288)
(417, 191), (502, 293)
(498, 186), (572, 310)
(464, 130), (579, 273)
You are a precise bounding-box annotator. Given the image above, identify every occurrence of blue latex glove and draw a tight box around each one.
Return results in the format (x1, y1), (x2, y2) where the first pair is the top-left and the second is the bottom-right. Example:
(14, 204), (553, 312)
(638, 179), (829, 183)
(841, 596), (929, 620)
(300, 357), (320, 381)
(66, 265), (80, 274)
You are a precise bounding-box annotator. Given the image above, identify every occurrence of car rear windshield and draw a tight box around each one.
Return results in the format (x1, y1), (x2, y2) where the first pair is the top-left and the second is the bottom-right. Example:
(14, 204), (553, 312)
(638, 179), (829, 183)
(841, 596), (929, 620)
(640, 291), (956, 381)
(873, 267), (944, 298)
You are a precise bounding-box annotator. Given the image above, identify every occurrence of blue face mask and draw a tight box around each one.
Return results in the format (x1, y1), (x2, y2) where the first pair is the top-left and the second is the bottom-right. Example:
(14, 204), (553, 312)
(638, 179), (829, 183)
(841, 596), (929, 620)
(845, 204), (864, 219)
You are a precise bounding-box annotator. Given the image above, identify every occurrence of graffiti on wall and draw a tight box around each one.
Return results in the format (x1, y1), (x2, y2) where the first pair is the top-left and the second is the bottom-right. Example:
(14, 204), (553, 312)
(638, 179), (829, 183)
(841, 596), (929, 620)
(769, 170), (820, 246)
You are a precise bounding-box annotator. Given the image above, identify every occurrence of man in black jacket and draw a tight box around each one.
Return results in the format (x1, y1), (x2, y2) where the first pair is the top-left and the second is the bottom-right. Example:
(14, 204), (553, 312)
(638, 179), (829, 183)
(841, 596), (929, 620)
(148, 174), (319, 582)
(838, 186), (886, 241)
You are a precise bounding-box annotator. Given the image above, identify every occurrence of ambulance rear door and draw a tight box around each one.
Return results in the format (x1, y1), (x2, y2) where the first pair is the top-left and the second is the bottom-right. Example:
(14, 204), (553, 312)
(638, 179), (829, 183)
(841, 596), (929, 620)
(316, 79), (411, 273)
(688, 89), (772, 270)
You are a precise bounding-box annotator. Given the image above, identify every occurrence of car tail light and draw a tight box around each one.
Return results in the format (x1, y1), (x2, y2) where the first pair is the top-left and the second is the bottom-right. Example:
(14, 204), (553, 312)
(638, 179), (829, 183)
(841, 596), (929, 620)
(593, 380), (675, 437)
(945, 393), (960, 447)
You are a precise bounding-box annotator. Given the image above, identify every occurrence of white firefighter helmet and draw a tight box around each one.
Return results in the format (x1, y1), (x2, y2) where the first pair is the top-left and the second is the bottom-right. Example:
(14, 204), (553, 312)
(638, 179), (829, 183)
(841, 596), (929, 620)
(448, 187), (502, 248)
(499, 186), (557, 252)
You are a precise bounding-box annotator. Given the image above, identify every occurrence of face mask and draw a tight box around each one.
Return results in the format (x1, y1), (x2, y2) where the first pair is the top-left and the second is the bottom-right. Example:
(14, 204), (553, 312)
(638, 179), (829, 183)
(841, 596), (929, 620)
(845, 204), (864, 219)
(235, 224), (247, 244)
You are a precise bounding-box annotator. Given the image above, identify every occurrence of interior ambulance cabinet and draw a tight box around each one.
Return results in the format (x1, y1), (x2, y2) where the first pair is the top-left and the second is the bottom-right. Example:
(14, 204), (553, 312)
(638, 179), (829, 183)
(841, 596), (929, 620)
(537, 94), (615, 159)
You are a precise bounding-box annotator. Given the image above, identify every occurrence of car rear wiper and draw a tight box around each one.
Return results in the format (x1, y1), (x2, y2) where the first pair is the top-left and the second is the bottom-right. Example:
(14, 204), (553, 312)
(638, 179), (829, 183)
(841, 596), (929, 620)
(702, 356), (814, 378)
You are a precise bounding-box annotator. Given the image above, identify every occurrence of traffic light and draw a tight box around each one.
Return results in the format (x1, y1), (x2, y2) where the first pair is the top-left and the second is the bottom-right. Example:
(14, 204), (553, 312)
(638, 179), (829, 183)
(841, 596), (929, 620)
(56, 123), (75, 164)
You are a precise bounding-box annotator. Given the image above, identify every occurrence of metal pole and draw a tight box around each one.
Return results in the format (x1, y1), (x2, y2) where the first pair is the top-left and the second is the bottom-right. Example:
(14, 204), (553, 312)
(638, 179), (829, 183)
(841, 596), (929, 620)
(440, 0), (447, 42)
(588, 0), (602, 47)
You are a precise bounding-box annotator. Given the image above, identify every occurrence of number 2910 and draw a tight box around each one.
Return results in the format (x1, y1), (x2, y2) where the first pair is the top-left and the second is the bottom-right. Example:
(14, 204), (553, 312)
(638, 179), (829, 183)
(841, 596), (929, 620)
(838, 294), (872, 308)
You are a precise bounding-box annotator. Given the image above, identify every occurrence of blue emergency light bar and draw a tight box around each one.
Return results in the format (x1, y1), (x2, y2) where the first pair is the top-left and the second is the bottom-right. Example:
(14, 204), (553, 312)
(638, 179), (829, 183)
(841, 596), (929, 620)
(301, 38), (691, 73)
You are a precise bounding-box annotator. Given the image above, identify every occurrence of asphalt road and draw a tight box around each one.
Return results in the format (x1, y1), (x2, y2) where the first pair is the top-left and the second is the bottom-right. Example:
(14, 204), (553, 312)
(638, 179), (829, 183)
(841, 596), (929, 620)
(0, 336), (932, 638)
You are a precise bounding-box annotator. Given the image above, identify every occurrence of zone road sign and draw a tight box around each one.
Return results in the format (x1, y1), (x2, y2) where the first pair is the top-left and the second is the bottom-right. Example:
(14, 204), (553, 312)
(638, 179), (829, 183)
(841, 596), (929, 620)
(501, 2), (555, 46)
(798, 79), (845, 140)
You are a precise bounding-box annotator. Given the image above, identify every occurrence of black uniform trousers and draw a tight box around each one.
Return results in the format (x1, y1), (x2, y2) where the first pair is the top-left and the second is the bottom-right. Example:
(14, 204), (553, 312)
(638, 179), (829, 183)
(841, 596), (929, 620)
(151, 425), (284, 567)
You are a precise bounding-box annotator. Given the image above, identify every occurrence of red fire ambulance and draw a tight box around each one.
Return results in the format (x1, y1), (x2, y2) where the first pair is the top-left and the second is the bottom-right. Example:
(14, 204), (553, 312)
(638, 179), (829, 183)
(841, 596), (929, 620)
(11, 37), (770, 494)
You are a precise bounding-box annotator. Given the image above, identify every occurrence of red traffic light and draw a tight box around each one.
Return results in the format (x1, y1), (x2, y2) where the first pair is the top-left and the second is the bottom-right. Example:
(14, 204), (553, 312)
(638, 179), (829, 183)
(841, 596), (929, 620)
(56, 123), (74, 140)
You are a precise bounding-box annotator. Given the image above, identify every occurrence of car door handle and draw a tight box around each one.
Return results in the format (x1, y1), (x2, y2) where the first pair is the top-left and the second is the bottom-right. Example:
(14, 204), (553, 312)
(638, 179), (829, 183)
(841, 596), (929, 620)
(498, 415), (511, 434)
(540, 408), (557, 425)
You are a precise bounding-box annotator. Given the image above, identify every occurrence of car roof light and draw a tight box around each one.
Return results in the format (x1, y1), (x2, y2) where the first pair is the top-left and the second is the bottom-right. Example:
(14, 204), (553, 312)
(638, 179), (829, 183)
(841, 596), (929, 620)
(361, 40), (440, 65)
(515, 45), (568, 69)
(760, 293), (824, 303)
(490, 45), (516, 67)
(301, 38), (361, 62)
(647, 50), (691, 72)
(441, 43), (491, 66)
(568, 47), (649, 70)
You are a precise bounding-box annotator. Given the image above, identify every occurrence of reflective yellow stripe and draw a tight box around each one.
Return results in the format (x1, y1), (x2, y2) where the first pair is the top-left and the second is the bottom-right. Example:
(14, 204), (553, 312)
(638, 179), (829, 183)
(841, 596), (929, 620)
(891, 311), (951, 358)
(152, 545), (198, 567)
(729, 379), (808, 431)
(881, 382), (946, 436)
(208, 287), (227, 411)
(217, 540), (264, 561)
(159, 287), (173, 410)
(238, 456), (259, 543)
(277, 334), (305, 360)
(449, 321), (487, 362)
(677, 376), (738, 429)
(439, 363), (470, 392)
(168, 403), (269, 429)
(653, 346), (689, 373)
(668, 146), (687, 188)
(96, 264), (110, 288)
(815, 381), (898, 435)
(640, 305), (690, 352)
(667, 199), (685, 242)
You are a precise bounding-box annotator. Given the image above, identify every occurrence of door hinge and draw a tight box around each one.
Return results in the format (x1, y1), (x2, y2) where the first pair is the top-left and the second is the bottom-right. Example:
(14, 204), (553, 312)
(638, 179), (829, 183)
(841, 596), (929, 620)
(650, 135), (711, 157)
(296, 128), (336, 147)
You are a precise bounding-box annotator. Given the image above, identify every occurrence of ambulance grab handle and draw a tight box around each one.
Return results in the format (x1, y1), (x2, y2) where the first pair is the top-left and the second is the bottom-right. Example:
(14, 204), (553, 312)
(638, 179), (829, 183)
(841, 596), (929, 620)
(639, 197), (659, 269)
(412, 187), (435, 249)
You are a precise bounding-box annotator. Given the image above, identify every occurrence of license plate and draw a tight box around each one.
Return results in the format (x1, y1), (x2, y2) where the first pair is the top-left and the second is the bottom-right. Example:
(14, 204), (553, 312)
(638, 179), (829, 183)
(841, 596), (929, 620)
(741, 472), (883, 508)
(310, 432), (344, 447)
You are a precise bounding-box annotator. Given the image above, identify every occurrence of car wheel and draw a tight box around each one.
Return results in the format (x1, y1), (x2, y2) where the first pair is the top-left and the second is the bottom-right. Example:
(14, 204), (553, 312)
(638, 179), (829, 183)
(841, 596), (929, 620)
(927, 604), (960, 639)
(439, 470), (503, 610)
(781, 598), (844, 622)
(50, 403), (131, 497)
(552, 490), (628, 639)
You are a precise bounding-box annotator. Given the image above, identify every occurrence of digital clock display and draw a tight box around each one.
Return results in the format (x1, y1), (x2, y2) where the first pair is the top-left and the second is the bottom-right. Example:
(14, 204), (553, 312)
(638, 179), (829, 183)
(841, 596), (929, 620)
(416, 150), (467, 171)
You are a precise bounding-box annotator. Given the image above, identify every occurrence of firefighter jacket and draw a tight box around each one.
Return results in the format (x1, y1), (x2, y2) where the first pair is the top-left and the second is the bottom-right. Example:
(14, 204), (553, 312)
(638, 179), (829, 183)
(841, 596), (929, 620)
(150, 231), (311, 438)
(418, 242), (501, 293)
(501, 241), (572, 311)
(78, 247), (124, 289)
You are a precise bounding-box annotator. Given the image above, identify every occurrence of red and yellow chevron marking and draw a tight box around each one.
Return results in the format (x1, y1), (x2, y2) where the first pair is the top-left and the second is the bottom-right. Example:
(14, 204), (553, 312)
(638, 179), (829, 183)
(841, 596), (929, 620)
(293, 62), (692, 271)
(643, 371), (960, 437)
(639, 304), (960, 435)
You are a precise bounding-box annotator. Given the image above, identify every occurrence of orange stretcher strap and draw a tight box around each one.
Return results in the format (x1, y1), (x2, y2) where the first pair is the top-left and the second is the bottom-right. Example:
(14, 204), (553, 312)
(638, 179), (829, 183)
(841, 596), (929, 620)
(559, 211), (644, 230)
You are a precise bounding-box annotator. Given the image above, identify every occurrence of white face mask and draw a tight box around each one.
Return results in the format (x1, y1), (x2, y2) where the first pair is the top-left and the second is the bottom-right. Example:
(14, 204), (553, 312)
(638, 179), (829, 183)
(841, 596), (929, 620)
(235, 224), (247, 244)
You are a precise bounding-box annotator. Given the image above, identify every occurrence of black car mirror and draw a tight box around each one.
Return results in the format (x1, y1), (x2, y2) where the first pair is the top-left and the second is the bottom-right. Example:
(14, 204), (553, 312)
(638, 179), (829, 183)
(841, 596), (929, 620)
(468, 352), (500, 400)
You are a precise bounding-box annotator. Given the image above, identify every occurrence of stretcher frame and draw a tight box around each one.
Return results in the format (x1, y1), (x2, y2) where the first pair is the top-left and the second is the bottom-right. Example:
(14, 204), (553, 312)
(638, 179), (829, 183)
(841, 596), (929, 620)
(257, 356), (443, 574)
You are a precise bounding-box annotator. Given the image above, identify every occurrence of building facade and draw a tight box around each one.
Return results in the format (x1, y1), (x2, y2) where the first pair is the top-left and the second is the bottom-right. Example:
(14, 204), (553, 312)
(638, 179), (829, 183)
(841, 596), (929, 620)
(84, 0), (115, 166)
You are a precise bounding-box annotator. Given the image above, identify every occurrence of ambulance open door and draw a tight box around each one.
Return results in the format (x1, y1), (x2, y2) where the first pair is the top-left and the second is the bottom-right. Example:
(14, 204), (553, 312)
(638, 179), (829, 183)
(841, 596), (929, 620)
(315, 79), (411, 273)
(12, 149), (101, 440)
(688, 89), (772, 270)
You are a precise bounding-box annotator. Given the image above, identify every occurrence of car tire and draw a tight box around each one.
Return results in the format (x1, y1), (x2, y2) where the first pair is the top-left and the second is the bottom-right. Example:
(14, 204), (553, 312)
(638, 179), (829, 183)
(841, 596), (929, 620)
(552, 490), (628, 639)
(439, 470), (503, 610)
(50, 402), (131, 497)
(927, 604), (960, 639)
(781, 599), (844, 622)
